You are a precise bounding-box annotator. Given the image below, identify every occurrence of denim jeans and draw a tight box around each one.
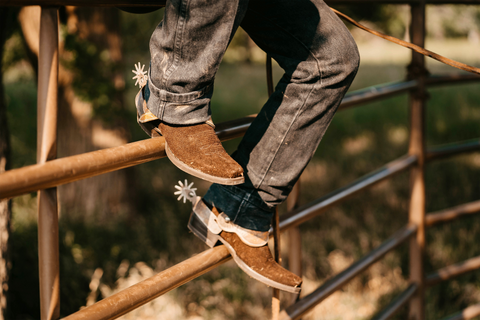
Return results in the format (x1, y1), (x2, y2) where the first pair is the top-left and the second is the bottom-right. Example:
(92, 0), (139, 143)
(147, 0), (360, 231)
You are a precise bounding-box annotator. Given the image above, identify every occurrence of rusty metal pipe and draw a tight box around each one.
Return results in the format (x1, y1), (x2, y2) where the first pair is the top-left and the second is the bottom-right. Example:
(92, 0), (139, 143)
(339, 74), (480, 112)
(66, 222), (416, 320)
(266, 59), (281, 320)
(1, 138), (165, 200)
(407, 1), (427, 319)
(338, 74), (480, 112)
(426, 255), (480, 287)
(425, 200), (480, 226)
(272, 207), (281, 320)
(0, 98), (417, 202)
(37, 7), (60, 320)
(0, 79), (422, 201)
(62, 246), (231, 320)
(0, 116), (254, 200)
(62, 159), (413, 320)
(425, 74), (480, 86)
(215, 114), (256, 140)
(426, 139), (480, 162)
(286, 182), (302, 305)
(266, 55), (274, 97)
(279, 225), (417, 320)
(279, 155), (416, 231)
(371, 284), (418, 320)
(339, 80), (418, 111)
(0, 76), (438, 202)
(440, 304), (480, 320)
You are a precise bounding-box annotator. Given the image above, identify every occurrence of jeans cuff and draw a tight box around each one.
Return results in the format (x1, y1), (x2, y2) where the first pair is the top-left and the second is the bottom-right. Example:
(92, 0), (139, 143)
(203, 184), (275, 232)
(145, 68), (213, 125)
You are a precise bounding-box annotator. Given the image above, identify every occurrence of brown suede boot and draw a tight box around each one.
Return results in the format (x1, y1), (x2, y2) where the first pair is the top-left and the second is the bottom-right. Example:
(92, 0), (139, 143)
(159, 122), (244, 185)
(188, 199), (302, 293)
(135, 86), (244, 185)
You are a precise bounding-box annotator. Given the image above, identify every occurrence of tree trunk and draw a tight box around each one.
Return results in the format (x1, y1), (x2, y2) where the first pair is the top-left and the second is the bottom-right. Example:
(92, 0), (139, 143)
(0, 7), (12, 320)
(19, 6), (135, 223)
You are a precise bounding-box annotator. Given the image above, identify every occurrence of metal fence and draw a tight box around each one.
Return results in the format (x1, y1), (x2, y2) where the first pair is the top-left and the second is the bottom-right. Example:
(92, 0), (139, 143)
(1, 1), (480, 319)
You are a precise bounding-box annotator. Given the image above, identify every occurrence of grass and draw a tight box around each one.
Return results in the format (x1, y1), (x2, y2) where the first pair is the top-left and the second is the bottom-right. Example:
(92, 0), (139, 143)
(4, 33), (480, 319)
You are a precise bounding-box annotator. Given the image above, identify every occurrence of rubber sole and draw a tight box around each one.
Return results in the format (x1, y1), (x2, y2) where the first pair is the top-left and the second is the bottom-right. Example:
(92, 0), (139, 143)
(165, 143), (245, 186)
(188, 208), (301, 294)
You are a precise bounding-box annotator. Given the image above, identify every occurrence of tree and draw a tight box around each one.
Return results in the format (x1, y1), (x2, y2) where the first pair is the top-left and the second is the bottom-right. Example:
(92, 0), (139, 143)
(18, 6), (135, 223)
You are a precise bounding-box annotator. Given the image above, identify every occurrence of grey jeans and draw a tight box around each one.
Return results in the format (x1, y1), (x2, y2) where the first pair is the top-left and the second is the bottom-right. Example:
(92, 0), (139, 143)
(146, 0), (360, 231)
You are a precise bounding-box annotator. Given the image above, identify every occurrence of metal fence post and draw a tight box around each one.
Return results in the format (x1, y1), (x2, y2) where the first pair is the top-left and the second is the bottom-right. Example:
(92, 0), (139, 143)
(287, 181), (302, 305)
(408, 1), (427, 319)
(272, 207), (281, 320)
(37, 7), (60, 320)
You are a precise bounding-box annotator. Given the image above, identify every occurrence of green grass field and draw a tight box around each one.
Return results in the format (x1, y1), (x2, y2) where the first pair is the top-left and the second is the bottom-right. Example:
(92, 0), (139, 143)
(4, 33), (480, 319)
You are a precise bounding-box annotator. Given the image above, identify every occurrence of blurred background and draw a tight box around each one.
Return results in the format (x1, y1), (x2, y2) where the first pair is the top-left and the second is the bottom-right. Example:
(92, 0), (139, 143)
(0, 3), (480, 319)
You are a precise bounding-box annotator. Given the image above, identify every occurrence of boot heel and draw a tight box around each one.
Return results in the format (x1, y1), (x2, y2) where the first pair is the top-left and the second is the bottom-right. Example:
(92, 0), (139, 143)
(188, 211), (219, 248)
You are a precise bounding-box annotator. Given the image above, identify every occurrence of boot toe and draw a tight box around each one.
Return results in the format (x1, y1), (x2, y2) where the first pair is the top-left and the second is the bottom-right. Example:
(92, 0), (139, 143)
(159, 122), (244, 184)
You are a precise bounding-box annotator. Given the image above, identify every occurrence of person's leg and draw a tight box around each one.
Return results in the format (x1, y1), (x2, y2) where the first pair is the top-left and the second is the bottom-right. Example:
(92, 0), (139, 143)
(204, 0), (360, 231)
(138, 0), (249, 185)
(147, 0), (246, 125)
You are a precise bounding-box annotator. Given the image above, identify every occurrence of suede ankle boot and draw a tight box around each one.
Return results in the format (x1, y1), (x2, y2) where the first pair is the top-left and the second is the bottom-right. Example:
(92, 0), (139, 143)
(135, 85), (244, 185)
(188, 199), (302, 293)
(159, 122), (244, 185)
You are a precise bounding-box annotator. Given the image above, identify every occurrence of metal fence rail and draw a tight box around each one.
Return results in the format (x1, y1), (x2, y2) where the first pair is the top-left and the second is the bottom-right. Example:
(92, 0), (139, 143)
(425, 200), (480, 226)
(371, 284), (419, 320)
(440, 304), (480, 320)
(2, 78), (480, 201)
(280, 155), (416, 230)
(279, 225), (417, 320)
(0, 116), (254, 200)
(426, 256), (480, 287)
(426, 139), (480, 161)
(63, 246), (232, 320)
(0, 1), (480, 319)
(59, 162), (416, 319)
